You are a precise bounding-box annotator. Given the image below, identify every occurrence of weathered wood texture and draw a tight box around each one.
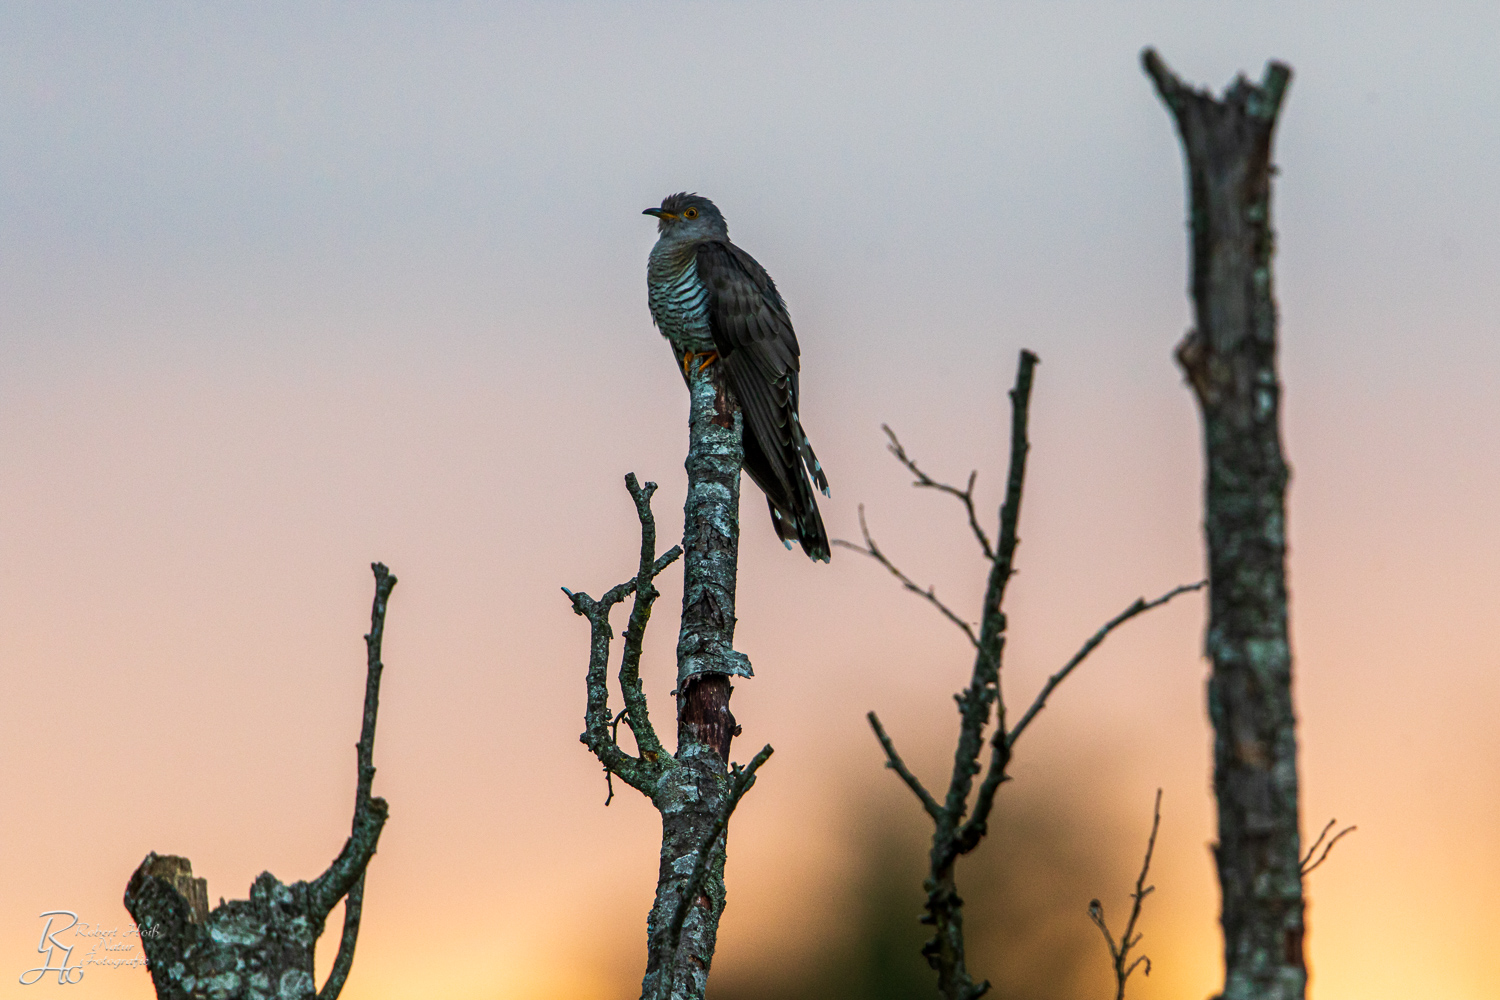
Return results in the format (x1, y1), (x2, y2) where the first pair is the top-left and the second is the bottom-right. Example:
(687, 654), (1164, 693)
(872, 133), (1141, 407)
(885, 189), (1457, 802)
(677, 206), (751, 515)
(646, 362), (750, 1000)
(570, 361), (764, 1000)
(1144, 48), (1306, 1000)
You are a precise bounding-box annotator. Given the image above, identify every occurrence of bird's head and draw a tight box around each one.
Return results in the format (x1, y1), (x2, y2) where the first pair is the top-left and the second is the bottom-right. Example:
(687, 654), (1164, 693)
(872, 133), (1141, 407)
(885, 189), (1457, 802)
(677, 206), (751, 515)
(643, 193), (728, 240)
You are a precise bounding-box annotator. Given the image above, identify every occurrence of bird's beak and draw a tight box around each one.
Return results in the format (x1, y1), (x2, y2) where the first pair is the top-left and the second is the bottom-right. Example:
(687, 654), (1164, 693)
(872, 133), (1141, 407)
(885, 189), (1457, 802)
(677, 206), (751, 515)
(643, 208), (676, 219)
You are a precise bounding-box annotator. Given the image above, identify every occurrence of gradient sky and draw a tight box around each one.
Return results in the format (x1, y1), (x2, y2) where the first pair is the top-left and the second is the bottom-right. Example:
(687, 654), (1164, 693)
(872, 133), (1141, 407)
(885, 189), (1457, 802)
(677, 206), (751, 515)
(3, 3), (1498, 998)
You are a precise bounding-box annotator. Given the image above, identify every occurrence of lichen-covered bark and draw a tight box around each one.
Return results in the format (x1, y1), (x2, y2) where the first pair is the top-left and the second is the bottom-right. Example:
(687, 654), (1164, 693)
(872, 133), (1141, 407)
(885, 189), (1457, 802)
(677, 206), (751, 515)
(640, 749), (732, 1000)
(568, 362), (756, 1000)
(642, 361), (748, 1000)
(125, 856), (359, 1000)
(676, 362), (752, 689)
(1144, 49), (1306, 1000)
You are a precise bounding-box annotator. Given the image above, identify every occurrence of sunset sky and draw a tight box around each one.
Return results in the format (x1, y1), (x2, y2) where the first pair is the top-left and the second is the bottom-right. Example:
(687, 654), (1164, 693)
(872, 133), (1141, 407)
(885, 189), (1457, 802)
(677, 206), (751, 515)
(3, 3), (1499, 999)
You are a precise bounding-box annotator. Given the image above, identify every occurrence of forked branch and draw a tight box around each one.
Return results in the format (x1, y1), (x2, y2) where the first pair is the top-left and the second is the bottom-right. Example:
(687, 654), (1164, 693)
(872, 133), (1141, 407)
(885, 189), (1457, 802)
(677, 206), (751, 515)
(568, 473), (682, 797)
(884, 424), (995, 560)
(654, 744), (775, 999)
(125, 564), (397, 1000)
(1300, 819), (1356, 876)
(568, 362), (766, 1000)
(1089, 789), (1162, 1000)
(855, 350), (1196, 1000)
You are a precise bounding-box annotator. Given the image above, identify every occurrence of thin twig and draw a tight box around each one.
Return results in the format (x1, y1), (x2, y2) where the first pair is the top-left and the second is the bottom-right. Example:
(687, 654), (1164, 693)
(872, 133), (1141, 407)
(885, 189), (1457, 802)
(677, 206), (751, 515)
(317, 563), (397, 1000)
(600, 708), (632, 806)
(1089, 789), (1162, 1000)
(867, 712), (942, 821)
(883, 424), (995, 561)
(1006, 581), (1206, 750)
(1300, 819), (1356, 876)
(833, 505), (979, 648)
(656, 745), (775, 999)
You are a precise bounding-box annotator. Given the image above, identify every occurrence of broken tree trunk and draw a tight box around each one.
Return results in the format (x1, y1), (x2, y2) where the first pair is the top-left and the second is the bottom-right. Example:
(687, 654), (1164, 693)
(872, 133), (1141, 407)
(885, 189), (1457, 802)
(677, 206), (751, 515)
(1143, 49), (1306, 1000)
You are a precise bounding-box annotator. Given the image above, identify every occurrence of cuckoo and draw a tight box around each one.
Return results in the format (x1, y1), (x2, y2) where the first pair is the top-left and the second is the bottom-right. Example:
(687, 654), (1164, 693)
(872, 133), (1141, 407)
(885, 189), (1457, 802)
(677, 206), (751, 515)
(643, 192), (831, 562)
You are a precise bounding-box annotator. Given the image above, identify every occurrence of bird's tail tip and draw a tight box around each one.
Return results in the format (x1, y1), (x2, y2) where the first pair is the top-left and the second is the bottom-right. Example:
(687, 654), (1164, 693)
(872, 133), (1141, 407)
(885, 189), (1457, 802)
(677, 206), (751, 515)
(769, 497), (830, 563)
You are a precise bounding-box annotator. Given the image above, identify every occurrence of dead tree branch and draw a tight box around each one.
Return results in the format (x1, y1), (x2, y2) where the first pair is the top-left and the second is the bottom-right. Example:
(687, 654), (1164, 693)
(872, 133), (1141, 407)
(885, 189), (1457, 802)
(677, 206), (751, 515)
(1300, 820), (1355, 876)
(833, 505), (979, 648)
(884, 424), (995, 560)
(855, 350), (1198, 1000)
(316, 563), (397, 1000)
(566, 363), (767, 1000)
(1089, 789), (1162, 1000)
(1144, 47), (1306, 1000)
(867, 711), (943, 822)
(851, 348), (1035, 1000)
(655, 744), (774, 1000)
(1006, 581), (1206, 749)
(567, 473), (682, 797)
(124, 563), (397, 1000)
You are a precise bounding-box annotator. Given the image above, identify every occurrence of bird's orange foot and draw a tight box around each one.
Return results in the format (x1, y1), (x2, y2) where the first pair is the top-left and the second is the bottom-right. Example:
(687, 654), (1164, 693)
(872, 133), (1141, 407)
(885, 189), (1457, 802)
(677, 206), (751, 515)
(692, 351), (719, 373)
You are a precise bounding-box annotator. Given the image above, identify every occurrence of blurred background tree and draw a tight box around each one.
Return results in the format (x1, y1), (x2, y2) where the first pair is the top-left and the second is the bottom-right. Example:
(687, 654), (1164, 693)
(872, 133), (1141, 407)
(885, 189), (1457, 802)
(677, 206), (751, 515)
(711, 777), (1132, 1000)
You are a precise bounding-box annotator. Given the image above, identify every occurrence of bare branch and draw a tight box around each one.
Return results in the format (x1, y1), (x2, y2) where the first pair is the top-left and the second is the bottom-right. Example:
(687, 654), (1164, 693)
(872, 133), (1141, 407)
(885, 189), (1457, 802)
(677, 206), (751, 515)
(656, 744), (775, 999)
(833, 505), (979, 648)
(1006, 581), (1206, 750)
(938, 349), (1038, 871)
(955, 724), (1010, 855)
(618, 473), (674, 761)
(884, 348), (1037, 1000)
(883, 425), (995, 560)
(569, 474), (683, 796)
(316, 562), (398, 999)
(1089, 789), (1162, 1000)
(867, 712), (942, 822)
(636, 361), (757, 1000)
(1300, 819), (1356, 876)
(859, 351), (1197, 1000)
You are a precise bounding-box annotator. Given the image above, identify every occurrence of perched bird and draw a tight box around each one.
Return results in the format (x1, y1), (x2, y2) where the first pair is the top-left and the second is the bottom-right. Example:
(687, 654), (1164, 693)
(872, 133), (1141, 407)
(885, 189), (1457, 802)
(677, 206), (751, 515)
(643, 192), (831, 562)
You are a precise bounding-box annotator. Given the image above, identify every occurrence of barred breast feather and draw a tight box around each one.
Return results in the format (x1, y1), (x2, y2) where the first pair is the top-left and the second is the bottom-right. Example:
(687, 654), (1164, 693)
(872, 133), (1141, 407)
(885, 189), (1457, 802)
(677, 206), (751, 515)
(647, 247), (716, 354)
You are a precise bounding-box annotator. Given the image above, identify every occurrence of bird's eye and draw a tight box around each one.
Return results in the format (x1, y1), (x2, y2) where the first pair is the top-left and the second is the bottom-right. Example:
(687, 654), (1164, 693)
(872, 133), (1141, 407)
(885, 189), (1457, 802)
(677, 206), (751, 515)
(683, 207), (699, 220)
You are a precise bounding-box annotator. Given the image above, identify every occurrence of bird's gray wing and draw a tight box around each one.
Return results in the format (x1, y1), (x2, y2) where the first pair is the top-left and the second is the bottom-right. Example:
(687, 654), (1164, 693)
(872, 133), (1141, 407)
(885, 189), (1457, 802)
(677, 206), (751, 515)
(696, 241), (828, 486)
(696, 241), (801, 372)
(696, 240), (830, 560)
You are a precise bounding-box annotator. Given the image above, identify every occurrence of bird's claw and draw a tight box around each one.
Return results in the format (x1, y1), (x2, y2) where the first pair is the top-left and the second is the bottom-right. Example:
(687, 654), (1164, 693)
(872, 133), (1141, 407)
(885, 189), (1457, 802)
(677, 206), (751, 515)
(682, 351), (719, 375)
